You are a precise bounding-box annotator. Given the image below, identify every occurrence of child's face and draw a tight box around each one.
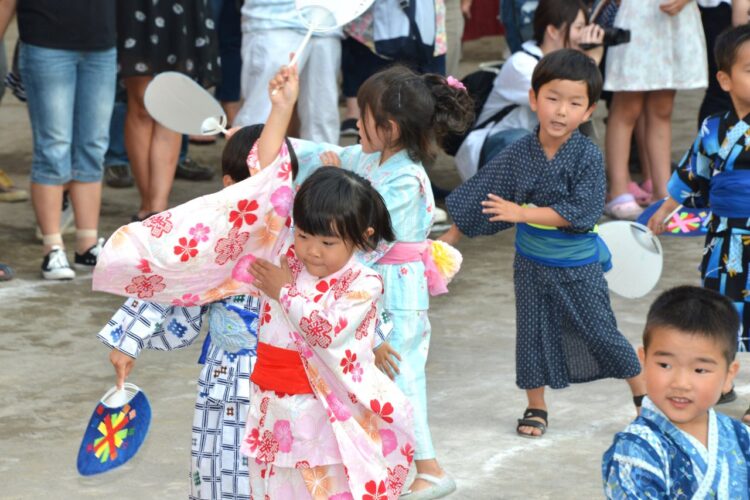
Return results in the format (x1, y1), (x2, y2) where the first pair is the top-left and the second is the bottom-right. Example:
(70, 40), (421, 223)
(639, 326), (739, 437)
(528, 79), (594, 144)
(718, 41), (750, 113)
(293, 229), (355, 278)
(357, 107), (388, 154)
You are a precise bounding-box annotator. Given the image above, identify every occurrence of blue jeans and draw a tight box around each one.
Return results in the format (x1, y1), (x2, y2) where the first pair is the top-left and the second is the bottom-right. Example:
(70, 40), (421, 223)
(500, 0), (537, 54)
(19, 43), (116, 185)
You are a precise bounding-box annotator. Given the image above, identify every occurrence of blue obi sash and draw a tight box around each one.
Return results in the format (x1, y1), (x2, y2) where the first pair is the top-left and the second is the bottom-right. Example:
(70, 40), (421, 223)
(515, 223), (612, 271)
(710, 170), (750, 218)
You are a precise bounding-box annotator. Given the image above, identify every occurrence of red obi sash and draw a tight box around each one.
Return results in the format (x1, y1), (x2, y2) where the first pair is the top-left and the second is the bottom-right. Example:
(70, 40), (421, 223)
(250, 342), (313, 395)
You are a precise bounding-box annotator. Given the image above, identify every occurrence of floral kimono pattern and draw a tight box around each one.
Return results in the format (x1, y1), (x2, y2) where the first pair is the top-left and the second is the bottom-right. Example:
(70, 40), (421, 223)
(241, 252), (414, 499)
(603, 397), (750, 499)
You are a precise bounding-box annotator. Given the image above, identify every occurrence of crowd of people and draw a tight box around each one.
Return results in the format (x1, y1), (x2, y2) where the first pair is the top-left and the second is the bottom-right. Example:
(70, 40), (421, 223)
(3, 0), (750, 499)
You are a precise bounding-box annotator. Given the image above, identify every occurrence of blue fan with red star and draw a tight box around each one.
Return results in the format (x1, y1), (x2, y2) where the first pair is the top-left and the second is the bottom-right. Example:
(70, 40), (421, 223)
(77, 383), (151, 475)
(636, 199), (710, 237)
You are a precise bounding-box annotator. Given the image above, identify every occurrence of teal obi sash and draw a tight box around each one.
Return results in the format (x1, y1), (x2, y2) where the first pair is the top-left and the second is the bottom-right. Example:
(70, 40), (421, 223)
(515, 223), (612, 271)
(710, 170), (750, 218)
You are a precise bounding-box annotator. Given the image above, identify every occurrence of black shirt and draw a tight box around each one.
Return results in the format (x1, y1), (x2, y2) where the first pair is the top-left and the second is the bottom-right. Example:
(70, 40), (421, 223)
(17, 0), (116, 51)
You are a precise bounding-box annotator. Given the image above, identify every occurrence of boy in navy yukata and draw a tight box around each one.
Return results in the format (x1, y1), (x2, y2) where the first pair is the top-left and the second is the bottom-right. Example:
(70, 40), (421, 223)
(442, 49), (645, 438)
(603, 286), (750, 498)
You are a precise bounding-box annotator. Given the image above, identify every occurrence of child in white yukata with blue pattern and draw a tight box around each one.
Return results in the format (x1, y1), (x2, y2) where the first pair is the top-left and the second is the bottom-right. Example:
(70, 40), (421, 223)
(603, 286), (750, 499)
(256, 63), (473, 499)
(99, 126), (267, 500)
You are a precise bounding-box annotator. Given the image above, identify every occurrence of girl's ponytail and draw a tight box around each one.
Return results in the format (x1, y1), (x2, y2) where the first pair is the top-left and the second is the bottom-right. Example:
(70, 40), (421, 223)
(422, 74), (475, 152)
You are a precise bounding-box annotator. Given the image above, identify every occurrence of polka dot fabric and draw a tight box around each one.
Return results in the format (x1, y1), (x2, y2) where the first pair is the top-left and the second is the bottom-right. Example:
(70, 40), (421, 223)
(446, 130), (642, 389)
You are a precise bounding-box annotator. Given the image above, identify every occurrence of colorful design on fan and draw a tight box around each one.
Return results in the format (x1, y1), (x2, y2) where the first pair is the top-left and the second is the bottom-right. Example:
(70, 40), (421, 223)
(667, 211), (705, 234)
(86, 404), (137, 463)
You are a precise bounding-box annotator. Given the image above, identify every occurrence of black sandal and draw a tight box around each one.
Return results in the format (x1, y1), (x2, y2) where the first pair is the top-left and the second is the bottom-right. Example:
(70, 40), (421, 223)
(517, 408), (548, 438)
(633, 394), (646, 410)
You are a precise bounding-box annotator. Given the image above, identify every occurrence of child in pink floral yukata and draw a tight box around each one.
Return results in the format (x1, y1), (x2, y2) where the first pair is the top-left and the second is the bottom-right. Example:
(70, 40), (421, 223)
(240, 167), (415, 499)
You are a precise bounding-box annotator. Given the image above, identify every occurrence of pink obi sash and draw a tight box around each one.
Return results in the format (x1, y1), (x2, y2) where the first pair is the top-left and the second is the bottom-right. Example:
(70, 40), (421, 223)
(376, 241), (449, 296)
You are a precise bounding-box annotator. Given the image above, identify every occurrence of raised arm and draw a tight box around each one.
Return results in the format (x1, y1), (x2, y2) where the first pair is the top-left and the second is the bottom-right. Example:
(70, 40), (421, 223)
(258, 64), (299, 168)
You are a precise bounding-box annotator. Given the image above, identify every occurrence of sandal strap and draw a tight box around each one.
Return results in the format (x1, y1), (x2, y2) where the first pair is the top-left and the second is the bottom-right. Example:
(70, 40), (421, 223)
(517, 418), (546, 430)
(521, 408), (548, 424)
(414, 473), (444, 485)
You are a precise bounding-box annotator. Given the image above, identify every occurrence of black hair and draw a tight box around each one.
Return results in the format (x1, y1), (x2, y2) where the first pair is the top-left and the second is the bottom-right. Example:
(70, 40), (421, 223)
(714, 24), (750, 74)
(533, 0), (588, 47)
(221, 124), (299, 183)
(643, 286), (740, 365)
(293, 167), (395, 251)
(531, 48), (602, 106)
(356, 65), (474, 164)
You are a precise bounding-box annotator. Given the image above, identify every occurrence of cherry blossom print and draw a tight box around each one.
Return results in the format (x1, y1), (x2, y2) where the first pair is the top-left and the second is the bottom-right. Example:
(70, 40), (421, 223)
(171, 293), (200, 307)
(142, 212), (173, 238)
(244, 427), (260, 453)
(333, 317), (348, 335)
(363, 480), (388, 500)
(325, 393), (352, 422)
(260, 302), (272, 326)
(355, 303), (377, 340)
(387, 465), (409, 496)
(350, 362), (363, 383)
(253, 212), (284, 249)
(277, 159), (292, 181)
(370, 399), (394, 424)
(125, 274), (166, 299)
(313, 278), (337, 302)
(214, 227), (250, 265)
(259, 396), (270, 427)
(379, 429), (397, 457)
(340, 350), (357, 374)
(246, 143), (260, 174)
(301, 466), (333, 498)
(348, 392), (359, 404)
(173, 237), (199, 262)
(299, 310), (333, 348)
(295, 460), (310, 469)
(330, 268), (360, 300)
(228, 199), (259, 228)
(270, 185), (294, 217)
(188, 223), (211, 242)
(400, 266), (408, 276)
(285, 246), (304, 276)
(136, 259), (152, 274)
(272, 420), (293, 453)
(231, 253), (257, 283)
(256, 430), (279, 462)
(400, 443), (414, 464)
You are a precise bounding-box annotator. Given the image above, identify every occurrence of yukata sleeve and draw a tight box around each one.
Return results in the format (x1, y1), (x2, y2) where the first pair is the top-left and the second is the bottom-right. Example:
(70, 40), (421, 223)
(548, 144), (606, 232)
(287, 138), (345, 185)
(445, 152), (518, 237)
(97, 298), (206, 358)
(602, 435), (669, 500)
(667, 127), (711, 208)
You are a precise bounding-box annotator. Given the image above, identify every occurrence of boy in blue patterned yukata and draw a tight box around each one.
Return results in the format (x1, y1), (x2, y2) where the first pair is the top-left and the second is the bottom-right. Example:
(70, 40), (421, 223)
(255, 63), (474, 499)
(603, 286), (750, 499)
(99, 126), (267, 500)
(442, 49), (646, 438)
(648, 24), (750, 424)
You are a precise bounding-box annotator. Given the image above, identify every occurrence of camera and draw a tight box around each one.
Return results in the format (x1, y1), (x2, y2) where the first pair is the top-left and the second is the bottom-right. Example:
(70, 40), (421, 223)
(579, 27), (631, 50)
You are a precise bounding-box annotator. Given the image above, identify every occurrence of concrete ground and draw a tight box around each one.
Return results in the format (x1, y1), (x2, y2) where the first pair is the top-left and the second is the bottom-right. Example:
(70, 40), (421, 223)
(2, 30), (749, 500)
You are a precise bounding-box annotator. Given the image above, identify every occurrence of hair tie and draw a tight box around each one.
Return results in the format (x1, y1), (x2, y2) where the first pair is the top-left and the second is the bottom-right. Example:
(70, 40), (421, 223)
(446, 76), (466, 92)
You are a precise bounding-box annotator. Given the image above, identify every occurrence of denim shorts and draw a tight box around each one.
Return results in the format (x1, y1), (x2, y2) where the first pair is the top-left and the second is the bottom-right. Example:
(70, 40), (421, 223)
(19, 43), (116, 185)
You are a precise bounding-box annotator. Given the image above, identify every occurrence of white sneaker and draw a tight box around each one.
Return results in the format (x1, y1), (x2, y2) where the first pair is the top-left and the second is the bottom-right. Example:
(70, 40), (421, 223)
(41, 246), (75, 280)
(434, 207), (448, 224)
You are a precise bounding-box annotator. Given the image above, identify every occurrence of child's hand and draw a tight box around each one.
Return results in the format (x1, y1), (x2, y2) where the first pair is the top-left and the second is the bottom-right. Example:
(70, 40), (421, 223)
(659, 0), (690, 15)
(319, 151), (341, 167)
(481, 194), (525, 223)
(110, 349), (135, 389)
(646, 197), (680, 235)
(374, 342), (402, 379)
(250, 257), (293, 300)
(268, 61), (299, 110)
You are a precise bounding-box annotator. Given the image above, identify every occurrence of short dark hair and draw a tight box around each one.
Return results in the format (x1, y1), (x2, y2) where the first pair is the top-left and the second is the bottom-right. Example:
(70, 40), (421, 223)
(531, 48), (602, 106)
(221, 124), (299, 183)
(533, 0), (588, 47)
(643, 286), (740, 365)
(714, 24), (750, 74)
(293, 167), (395, 251)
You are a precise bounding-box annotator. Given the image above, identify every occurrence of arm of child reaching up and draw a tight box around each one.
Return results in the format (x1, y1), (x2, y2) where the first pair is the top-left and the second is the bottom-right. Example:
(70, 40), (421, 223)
(257, 64), (299, 169)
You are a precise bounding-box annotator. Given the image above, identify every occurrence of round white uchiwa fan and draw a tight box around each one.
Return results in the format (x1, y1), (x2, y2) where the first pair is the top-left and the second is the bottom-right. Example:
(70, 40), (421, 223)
(598, 221), (663, 299)
(144, 72), (227, 136)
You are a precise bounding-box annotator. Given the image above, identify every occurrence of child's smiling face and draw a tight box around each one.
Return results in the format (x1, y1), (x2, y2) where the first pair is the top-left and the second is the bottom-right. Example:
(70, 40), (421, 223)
(640, 326), (739, 440)
(528, 79), (594, 145)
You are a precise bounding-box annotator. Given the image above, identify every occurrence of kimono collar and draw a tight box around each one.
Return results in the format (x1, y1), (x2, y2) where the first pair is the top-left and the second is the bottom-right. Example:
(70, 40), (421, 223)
(724, 108), (750, 131)
(531, 126), (583, 163)
(378, 148), (413, 172)
(297, 254), (359, 286)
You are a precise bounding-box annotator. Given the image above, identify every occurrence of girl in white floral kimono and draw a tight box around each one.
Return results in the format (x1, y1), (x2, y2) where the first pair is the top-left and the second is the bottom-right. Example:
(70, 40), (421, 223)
(241, 167), (414, 499)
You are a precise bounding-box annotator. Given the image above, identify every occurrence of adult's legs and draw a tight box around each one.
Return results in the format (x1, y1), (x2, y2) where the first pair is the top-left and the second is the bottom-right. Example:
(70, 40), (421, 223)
(444, 0), (466, 77)
(297, 36), (341, 143)
(124, 76), (155, 217)
(643, 90), (676, 200)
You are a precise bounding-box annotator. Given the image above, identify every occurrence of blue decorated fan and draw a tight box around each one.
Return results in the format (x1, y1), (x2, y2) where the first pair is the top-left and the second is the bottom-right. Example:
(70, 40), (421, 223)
(77, 383), (151, 475)
(636, 199), (710, 237)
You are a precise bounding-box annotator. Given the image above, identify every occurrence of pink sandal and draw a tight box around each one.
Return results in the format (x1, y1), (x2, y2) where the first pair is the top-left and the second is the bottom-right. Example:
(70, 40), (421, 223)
(627, 181), (653, 206)
(605, 193), (644, 221)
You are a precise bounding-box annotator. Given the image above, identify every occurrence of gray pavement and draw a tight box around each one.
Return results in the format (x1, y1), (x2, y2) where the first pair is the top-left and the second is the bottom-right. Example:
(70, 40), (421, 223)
(2, 33), (749, 500)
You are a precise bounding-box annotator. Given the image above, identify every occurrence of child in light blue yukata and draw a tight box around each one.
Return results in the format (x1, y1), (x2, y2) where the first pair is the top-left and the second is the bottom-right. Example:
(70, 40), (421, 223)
(603, 286), (750, 499)
(255, 63), (474, 499)
(99, 126), (269, 500)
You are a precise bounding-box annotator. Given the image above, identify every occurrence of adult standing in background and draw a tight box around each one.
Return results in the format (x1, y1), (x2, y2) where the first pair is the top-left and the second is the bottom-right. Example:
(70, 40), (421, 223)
(235, 0), (341, 143)
(698, 0), (733, 125)
(0, 0), (116, 280)
(117, 0), (220, 222)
